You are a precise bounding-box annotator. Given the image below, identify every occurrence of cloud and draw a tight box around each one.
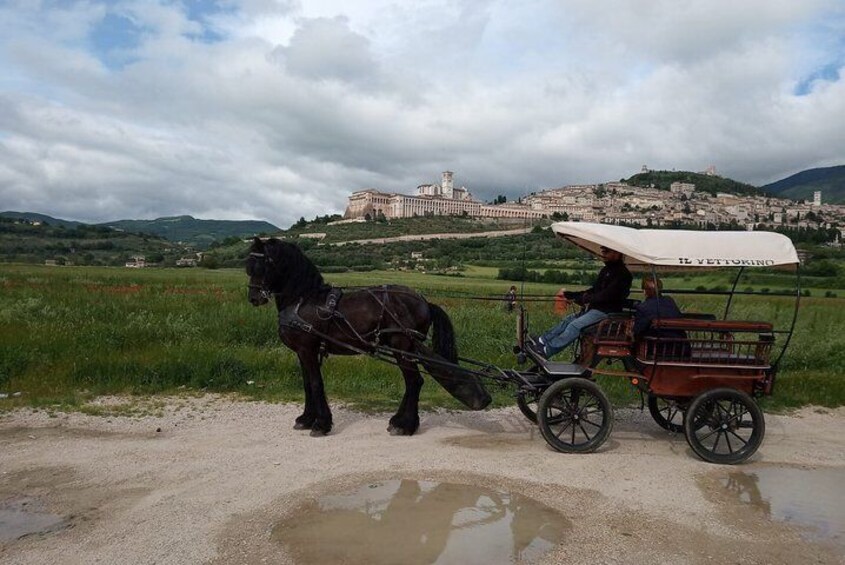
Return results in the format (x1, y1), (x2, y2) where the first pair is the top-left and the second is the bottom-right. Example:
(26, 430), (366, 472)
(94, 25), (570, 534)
(0, 0), (844, 228)
(270, 16), (379, 86)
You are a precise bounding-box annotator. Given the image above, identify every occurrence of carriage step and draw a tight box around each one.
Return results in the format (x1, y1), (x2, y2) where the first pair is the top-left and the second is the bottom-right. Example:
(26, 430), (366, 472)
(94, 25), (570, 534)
(540, 362), (588, 378)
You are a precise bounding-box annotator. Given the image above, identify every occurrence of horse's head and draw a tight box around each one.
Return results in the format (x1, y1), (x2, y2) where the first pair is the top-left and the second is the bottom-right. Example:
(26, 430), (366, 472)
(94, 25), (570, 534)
(246, 237), (272, 306)
(246, 237), (327, 308)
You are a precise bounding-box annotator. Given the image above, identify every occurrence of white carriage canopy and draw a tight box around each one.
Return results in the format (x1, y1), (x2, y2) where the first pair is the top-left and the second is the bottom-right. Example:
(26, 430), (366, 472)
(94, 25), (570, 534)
(550, 222), (800, 270)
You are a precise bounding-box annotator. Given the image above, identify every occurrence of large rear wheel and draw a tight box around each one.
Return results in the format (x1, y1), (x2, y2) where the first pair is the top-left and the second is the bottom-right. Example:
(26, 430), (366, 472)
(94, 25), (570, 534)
(647, 395), (685, 433)
(684, 388), (765, 464)
(537, 378), (613, 453)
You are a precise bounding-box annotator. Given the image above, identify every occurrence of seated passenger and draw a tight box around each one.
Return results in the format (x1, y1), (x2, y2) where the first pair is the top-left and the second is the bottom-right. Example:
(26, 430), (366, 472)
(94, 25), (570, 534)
(529, 246), (632, 359)
(634, 275), (686, 359)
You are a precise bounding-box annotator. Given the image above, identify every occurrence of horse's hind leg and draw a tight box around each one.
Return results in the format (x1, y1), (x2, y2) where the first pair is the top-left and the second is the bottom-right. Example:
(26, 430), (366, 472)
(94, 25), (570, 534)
(296, 350), (333, 436)
(388, 352), (424, 436)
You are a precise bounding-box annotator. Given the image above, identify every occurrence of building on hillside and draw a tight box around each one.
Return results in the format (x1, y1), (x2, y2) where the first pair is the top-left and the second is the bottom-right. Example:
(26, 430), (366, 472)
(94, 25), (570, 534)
(344, 171), (487, 220)
(670, 182), (695, 197)
(813, 191), (822, 206)
(125, 256), (146, 268)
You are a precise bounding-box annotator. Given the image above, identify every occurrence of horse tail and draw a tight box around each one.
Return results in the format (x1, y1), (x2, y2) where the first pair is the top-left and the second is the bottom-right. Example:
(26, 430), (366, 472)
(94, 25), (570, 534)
(428, 302), (458, 363)
(422, 302), (491, 411)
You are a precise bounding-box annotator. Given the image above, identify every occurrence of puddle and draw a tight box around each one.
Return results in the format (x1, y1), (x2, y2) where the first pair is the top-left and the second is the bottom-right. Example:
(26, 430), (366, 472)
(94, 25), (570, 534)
(0, 496), (69, 542)
(272, 479), (570, 564)
(442, 433), (531, 450)
(718, 467), (845, 547)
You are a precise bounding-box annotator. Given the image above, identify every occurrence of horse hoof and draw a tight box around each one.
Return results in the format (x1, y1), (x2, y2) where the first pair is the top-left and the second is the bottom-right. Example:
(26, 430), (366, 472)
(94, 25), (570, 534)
(310, 429), (328, 437)
(294, 422), (309, 430)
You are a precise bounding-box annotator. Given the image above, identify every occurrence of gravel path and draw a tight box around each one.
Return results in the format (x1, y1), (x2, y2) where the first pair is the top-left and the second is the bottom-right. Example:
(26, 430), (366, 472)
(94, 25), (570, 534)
(1, 397), (843, 564)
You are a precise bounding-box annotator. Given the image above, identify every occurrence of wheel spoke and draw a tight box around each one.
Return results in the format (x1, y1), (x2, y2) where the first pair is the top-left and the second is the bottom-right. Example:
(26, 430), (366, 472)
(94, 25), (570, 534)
(724, 431), (734, 454)
(724, 401), (748, 423)
(669, 406), (681, 423)
(727, 429), (749, 446)
(577, 421), (593, 441)
(581, 418), (602, 429)
(698, 426), (721, 442)
(560, 394), (574, 414)
(554, 420), (573, 439)
(578, 401), (600, 418)
(579, 397), (600, 411)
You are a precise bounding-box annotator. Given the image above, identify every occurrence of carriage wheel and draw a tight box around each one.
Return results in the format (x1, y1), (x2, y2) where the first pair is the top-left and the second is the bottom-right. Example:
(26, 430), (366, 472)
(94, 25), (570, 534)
(684, 388), (765, 465)
(647, 395), (685, 433)
(516, 390), (541, 423)
(537, 378), (613, 453)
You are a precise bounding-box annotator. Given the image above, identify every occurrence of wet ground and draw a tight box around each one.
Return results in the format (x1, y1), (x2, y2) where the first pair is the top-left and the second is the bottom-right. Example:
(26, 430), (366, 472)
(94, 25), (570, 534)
(0, 496), (68, 543)
(707, 466), (845, 549)
(0, 400), (843, 564)
(272, 479), (569, 564)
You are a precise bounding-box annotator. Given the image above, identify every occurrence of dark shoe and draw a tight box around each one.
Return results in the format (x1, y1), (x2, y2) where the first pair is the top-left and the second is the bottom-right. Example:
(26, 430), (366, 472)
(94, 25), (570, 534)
(525, 340), (548, 360)
(528, 334), (545, 346)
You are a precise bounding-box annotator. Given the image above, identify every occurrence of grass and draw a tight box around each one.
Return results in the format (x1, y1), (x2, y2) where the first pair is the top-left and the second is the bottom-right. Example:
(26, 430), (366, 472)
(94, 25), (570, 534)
(0, 264), (843, 416)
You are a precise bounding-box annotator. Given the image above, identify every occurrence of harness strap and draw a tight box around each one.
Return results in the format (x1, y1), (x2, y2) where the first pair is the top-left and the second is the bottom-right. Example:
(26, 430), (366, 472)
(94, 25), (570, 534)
(281, 286), (428, 353)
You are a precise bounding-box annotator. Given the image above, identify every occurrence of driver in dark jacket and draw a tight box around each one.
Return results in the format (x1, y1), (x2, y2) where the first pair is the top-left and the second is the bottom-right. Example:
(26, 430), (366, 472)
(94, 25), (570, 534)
(530, 246), (632, 358)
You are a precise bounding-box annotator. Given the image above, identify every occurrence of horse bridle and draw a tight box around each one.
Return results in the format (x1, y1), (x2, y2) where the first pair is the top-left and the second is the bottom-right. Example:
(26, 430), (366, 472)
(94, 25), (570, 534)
(248, 251), (273, 301)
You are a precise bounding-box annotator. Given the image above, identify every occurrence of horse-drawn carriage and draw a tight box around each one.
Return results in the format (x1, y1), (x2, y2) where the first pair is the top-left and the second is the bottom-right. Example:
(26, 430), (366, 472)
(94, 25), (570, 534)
(246, 222), (800, 465)
(510, 222), (800, 464)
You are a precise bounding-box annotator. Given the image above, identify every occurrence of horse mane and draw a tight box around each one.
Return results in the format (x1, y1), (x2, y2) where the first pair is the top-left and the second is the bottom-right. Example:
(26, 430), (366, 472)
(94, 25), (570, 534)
(264, 239), (328, 301)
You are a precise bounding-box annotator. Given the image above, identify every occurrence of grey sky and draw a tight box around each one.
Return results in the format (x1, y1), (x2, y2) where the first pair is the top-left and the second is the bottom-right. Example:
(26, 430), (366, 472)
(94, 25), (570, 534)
(0, 0), (843, 228)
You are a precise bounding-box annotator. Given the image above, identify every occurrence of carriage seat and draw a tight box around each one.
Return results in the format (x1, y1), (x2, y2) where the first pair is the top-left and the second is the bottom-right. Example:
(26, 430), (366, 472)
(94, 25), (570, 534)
(638, 319), (775, 366)
(581, 312), (633, 341)
(650, 319), (773, 333)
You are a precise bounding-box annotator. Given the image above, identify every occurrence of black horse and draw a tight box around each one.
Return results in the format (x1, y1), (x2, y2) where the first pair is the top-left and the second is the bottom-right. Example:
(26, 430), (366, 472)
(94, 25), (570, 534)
(246, 237), (491, 437)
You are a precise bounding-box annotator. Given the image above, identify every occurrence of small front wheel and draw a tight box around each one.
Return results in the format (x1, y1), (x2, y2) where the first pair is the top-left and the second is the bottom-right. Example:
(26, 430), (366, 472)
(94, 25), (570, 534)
(537, 378), (613, 453)
(684, 388), (765, 464)
(516, 390), (540, 423)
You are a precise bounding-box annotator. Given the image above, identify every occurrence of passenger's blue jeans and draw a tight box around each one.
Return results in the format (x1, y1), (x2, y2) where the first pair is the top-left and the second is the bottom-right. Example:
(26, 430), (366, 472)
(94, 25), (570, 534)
(541, 309), (608, 357)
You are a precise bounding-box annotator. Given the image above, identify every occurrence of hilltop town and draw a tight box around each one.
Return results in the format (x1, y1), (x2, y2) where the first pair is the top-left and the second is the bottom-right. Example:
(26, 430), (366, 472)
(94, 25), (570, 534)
(344, 170), (845, 239)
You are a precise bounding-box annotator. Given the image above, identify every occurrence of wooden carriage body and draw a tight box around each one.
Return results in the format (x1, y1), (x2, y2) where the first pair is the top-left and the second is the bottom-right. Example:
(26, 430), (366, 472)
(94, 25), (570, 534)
(579, 315), (776, 399)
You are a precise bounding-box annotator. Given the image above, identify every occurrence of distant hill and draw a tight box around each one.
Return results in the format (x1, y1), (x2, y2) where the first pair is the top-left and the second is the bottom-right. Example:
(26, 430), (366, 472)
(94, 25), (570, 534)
(0, 211), (85, 229)
(622, 170), (761, 196)
(762, 165), (845, 204)
(102, 215), (280, 248)
(0, 216), (188, 266)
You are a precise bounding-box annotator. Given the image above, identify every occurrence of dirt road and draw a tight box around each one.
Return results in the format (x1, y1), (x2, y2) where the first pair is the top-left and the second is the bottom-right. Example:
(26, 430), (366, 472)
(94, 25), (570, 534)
(1, 398), (843, 564)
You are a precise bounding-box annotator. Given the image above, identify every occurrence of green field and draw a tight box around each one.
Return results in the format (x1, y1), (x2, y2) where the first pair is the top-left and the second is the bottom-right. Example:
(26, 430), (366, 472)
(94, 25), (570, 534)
(1, 264), (843, 415)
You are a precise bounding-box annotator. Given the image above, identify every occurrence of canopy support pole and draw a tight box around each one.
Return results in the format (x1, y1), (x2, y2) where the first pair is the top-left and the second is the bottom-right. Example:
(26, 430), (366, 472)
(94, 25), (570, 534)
(773, 266), (801, 371)
(723, 267), (745, 320)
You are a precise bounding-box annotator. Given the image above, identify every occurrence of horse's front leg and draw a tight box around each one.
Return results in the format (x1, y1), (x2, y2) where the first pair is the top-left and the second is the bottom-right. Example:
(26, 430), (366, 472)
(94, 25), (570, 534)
(388, 353), (424, 436)
(297, 350), (333, 436)
(294, 356), (316, 430)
